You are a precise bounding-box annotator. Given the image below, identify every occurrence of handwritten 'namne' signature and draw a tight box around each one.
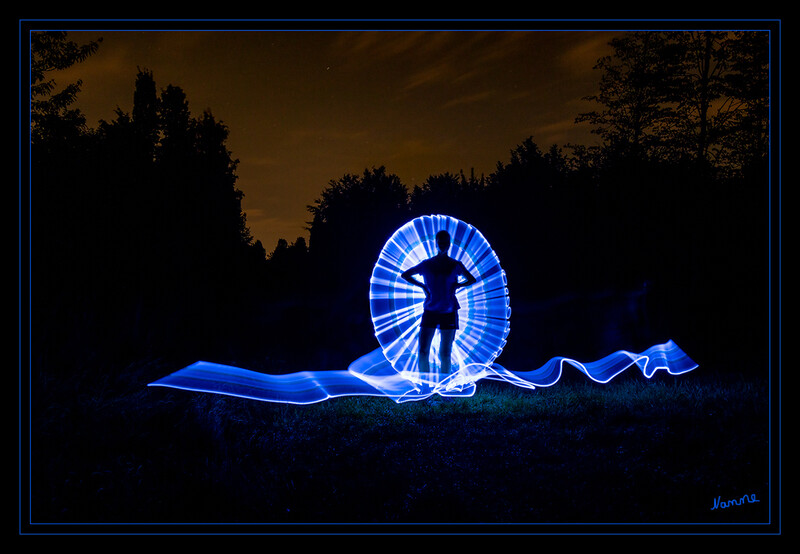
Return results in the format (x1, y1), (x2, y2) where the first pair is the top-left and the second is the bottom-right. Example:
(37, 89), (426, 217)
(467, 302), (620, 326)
(711, 493), (760, 510)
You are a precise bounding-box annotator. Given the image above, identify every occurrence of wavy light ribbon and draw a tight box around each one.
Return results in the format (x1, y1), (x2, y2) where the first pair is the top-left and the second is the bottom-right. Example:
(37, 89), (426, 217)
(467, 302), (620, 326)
(148, 340), (698, 404)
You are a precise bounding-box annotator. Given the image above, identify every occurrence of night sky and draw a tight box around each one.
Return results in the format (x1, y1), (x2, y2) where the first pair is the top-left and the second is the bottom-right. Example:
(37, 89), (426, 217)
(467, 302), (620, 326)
(52, 25), (622, 252)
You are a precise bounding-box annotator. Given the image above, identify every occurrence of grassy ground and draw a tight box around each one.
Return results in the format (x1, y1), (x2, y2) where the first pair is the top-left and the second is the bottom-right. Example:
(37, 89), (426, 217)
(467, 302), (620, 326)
(27, 358), (773, 533)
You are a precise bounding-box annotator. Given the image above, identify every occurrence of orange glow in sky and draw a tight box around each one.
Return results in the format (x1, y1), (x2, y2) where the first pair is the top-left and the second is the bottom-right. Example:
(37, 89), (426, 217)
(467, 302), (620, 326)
(52, 26), (621, 251)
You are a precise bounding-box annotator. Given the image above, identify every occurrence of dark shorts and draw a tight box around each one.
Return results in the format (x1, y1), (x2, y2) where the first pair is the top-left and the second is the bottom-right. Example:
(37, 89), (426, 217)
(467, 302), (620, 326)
(421, 310), (459, 330)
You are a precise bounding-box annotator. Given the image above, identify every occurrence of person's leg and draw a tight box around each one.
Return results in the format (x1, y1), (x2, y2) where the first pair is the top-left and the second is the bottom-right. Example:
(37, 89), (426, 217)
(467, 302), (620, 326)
(418, 326), (435, 373)
(439, 328), (455, 374)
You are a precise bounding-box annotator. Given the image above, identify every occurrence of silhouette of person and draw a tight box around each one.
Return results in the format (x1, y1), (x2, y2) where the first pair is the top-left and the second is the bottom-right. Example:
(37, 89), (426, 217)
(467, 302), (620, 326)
(401, 230), (477, 375)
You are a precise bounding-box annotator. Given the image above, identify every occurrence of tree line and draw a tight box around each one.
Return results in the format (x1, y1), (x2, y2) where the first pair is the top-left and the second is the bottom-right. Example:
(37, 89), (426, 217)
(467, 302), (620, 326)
(29, 30), (770, 373)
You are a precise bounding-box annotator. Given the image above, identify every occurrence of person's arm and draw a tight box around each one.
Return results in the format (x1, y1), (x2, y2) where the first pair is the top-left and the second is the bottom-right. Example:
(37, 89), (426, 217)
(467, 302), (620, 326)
(401, 265), (427, 290)
(455, 262), (478, 289)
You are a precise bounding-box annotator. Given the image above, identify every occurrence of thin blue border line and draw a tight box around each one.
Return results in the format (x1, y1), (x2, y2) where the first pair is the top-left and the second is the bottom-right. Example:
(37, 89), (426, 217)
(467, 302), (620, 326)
(21, 27), (781, 34)
(16, 18), (784, 23)
(20, 20), (23, 535)
(775, 21), (781, 531)
(21, 22), (779, 534)
(20, 21), (780, 534)
(26, 24), (33, 530)
(18, 17), (781, 33)
(21, 21), (780, 534)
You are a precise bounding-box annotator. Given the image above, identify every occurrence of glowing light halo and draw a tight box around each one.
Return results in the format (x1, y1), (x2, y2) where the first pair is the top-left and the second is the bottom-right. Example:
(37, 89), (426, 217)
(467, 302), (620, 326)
(366, 214), (511, 387)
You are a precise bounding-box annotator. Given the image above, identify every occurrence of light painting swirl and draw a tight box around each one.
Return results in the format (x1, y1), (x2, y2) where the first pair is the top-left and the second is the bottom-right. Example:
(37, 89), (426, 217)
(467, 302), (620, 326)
(368, 214), (510, 386)
(148, 215), (698, 404)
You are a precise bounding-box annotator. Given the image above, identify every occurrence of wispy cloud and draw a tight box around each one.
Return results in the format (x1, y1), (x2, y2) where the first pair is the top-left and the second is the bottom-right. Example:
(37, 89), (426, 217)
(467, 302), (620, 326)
(402, 61), (453, 91)
(332, 31), (529, 96)
(241, 154), (282, 168)
(285, 126), (370, 146)
(442, 90), (495, 109)
(558, 33), (616, 76)
(331, 31), (436, 62)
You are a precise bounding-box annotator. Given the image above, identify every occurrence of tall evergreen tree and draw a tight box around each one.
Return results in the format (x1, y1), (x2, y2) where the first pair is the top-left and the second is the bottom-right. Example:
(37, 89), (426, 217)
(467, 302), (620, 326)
(131, 67), (159, 161)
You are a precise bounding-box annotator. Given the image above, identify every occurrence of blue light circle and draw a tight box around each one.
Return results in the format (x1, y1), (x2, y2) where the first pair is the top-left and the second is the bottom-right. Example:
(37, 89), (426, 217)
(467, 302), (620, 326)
(369, 214), (511, 378)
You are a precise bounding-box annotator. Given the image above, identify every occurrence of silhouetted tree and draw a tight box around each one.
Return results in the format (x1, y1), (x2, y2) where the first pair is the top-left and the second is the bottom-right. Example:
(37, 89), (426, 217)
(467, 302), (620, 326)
(409, 169), (486, 224)
(31, 30), (104, 274)
(479, 137), (590, 298)
(144, 81), (259, 353)
(569, 30), (771, 367)
(30, 31), (101, 146)
(716, 31), (770, 178)
(30, 32), (106, 367)
(131, 67), (159, 161)
(664, 31), (769, 179)
(490, 137), (570, 191)
(32, 54), (267, 366)
(665, 31), (729, 170)
(307, 166), (410, 292)
(577, 31), (770, 178)
(576, 32), (680, 166)
(265, 236), (310, 294)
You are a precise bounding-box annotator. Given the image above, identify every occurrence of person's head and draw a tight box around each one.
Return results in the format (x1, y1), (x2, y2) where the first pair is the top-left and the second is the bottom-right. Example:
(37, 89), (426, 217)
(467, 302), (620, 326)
(435, 230), (451, 253)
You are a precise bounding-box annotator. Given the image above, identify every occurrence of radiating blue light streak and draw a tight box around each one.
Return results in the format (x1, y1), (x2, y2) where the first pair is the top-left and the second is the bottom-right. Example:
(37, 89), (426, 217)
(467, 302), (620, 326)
(369, 215), (511, 381)
(148, 215), (698, 404)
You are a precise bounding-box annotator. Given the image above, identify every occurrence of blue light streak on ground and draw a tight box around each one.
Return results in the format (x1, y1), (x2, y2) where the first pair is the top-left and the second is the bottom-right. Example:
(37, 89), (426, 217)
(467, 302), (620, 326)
(148, 341), (698, 404)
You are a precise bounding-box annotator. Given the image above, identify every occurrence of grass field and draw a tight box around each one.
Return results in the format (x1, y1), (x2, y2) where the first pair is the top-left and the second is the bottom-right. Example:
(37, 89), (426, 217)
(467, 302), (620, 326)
(27, 358), (774, 533)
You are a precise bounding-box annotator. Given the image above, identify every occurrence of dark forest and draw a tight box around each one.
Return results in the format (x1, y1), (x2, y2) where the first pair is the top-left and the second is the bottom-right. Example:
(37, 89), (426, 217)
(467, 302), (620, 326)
(30, 30), (772, 377)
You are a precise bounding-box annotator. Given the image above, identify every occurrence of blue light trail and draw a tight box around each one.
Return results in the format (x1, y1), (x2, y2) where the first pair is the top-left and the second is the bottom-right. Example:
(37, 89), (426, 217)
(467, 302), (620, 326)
(148, 215), (697, 404)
